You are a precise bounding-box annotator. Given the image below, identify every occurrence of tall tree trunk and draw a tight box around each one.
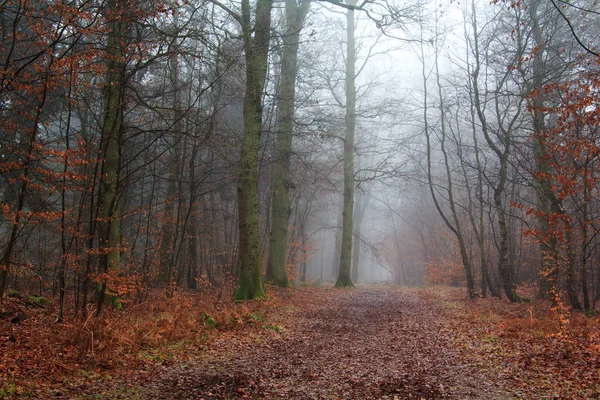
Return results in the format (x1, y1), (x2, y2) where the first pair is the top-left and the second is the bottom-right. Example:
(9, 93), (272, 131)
(493, 165), (520, 302)
(58, 76), (75, 322)
(335, 0), (356, 288)
(527, 0), (557, 299)
(95, 0), (126, 315)
(234, 0), (274, 300)
(469, 1), (523, 301)
(265, 0), (311, 287)
(429, 19), (476, 297)
(462, 7), (499, 298)
(159, 27), (184, 285)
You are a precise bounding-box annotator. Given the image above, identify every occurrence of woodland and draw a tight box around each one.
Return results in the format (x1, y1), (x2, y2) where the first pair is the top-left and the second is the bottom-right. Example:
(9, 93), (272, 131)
(0, 0), (600, 397)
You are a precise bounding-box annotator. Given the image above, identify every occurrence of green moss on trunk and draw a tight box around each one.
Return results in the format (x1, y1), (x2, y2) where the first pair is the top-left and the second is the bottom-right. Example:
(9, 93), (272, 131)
(265, 0), (310, 289)
(234, 0), (274, 300)
(95, 0), (126, 314)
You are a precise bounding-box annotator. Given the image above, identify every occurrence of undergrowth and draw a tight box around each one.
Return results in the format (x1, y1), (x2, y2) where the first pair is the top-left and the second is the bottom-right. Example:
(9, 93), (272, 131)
(431, 286), (600, 398)
(0, 287), (286, 395)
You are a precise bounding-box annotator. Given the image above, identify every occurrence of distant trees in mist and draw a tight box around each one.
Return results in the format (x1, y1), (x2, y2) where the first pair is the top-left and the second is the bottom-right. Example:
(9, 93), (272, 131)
(0, 0), (598, 314)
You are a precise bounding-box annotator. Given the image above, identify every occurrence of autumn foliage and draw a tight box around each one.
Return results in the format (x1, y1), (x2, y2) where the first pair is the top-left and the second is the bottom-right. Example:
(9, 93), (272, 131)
(519, 55), (600, 310)
(3, 287), (600, 398)
(0, 283), (289, 396)
(1, 0), (600, 397)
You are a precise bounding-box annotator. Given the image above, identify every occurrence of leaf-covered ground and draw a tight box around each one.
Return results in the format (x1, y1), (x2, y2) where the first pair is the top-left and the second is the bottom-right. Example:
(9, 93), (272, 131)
(2, 286), (600, 399)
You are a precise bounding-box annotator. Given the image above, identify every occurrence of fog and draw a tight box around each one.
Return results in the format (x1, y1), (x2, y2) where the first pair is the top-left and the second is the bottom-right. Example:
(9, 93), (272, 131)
(0, 0), (597, 310)
(293, 0), (465, 285)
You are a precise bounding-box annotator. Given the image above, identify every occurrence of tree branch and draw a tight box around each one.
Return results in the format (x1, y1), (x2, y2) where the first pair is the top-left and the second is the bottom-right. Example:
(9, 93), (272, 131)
(549, 0), (599, 58)
(206, 0), (243, 25)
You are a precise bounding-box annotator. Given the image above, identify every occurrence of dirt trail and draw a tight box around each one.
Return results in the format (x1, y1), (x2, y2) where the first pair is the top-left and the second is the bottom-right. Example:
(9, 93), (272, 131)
(136, 287), (506, 399)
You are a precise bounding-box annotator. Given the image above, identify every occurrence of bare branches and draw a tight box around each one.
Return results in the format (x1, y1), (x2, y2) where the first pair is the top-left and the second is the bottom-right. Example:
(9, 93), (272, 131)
(549, 0), (599, 58)
(317, 0), (372, 11)
(206, 0), (243, 25)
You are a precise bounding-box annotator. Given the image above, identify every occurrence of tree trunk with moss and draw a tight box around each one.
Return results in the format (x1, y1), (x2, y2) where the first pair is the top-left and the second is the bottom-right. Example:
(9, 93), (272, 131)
(265, 0), (311, 288)
(526, 0), (556, 299)
(234, 0), (274, 300)
(95, 0), (126, 315)
(159, 16), (184, 287)
(335, 0), (356, 288)
(493, 161), (521, 302)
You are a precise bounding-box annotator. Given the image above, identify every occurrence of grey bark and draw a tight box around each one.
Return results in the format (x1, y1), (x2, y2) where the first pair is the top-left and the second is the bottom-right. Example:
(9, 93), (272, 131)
(335, 0), (357, 288)
(265, 0), (311, 287)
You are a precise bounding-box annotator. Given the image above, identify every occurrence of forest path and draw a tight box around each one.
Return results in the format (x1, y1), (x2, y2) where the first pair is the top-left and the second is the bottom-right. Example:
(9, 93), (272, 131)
(136, 287), (506, 399)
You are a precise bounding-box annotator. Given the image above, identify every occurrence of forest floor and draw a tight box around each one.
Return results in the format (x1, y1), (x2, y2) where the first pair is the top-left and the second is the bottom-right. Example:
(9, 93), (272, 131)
(2, 285), (600, 399)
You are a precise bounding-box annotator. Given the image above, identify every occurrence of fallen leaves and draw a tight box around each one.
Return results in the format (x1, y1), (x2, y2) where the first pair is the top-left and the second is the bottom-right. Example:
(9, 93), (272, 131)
(2, 286), (599, 399)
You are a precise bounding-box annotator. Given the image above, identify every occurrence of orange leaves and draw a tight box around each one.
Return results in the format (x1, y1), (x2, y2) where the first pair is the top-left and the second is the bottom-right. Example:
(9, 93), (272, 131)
(95, 271), (142, 300)
(1, 203), (18, 225)
(424, 259), (466, 287)
(0, 207), (61, 228)
(520, 56), (600, 279)
(0, 160), (24, 174)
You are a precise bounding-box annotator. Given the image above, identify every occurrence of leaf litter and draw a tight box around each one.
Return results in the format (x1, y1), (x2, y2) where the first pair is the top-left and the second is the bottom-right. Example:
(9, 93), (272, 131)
(2, 286), (599, 399)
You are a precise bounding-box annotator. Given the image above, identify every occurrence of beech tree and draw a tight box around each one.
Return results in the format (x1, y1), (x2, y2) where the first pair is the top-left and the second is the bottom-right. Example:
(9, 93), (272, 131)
(265, 0), (312, 287)
(468, 1), (526, 301)
(334, 0), (358, 288)
(1, 0), (599, 315)
(0, 0), (94, 312)
(420, 9), (478, 298)
(208, 0), (275, 300)
(94, 0), (129, 315)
